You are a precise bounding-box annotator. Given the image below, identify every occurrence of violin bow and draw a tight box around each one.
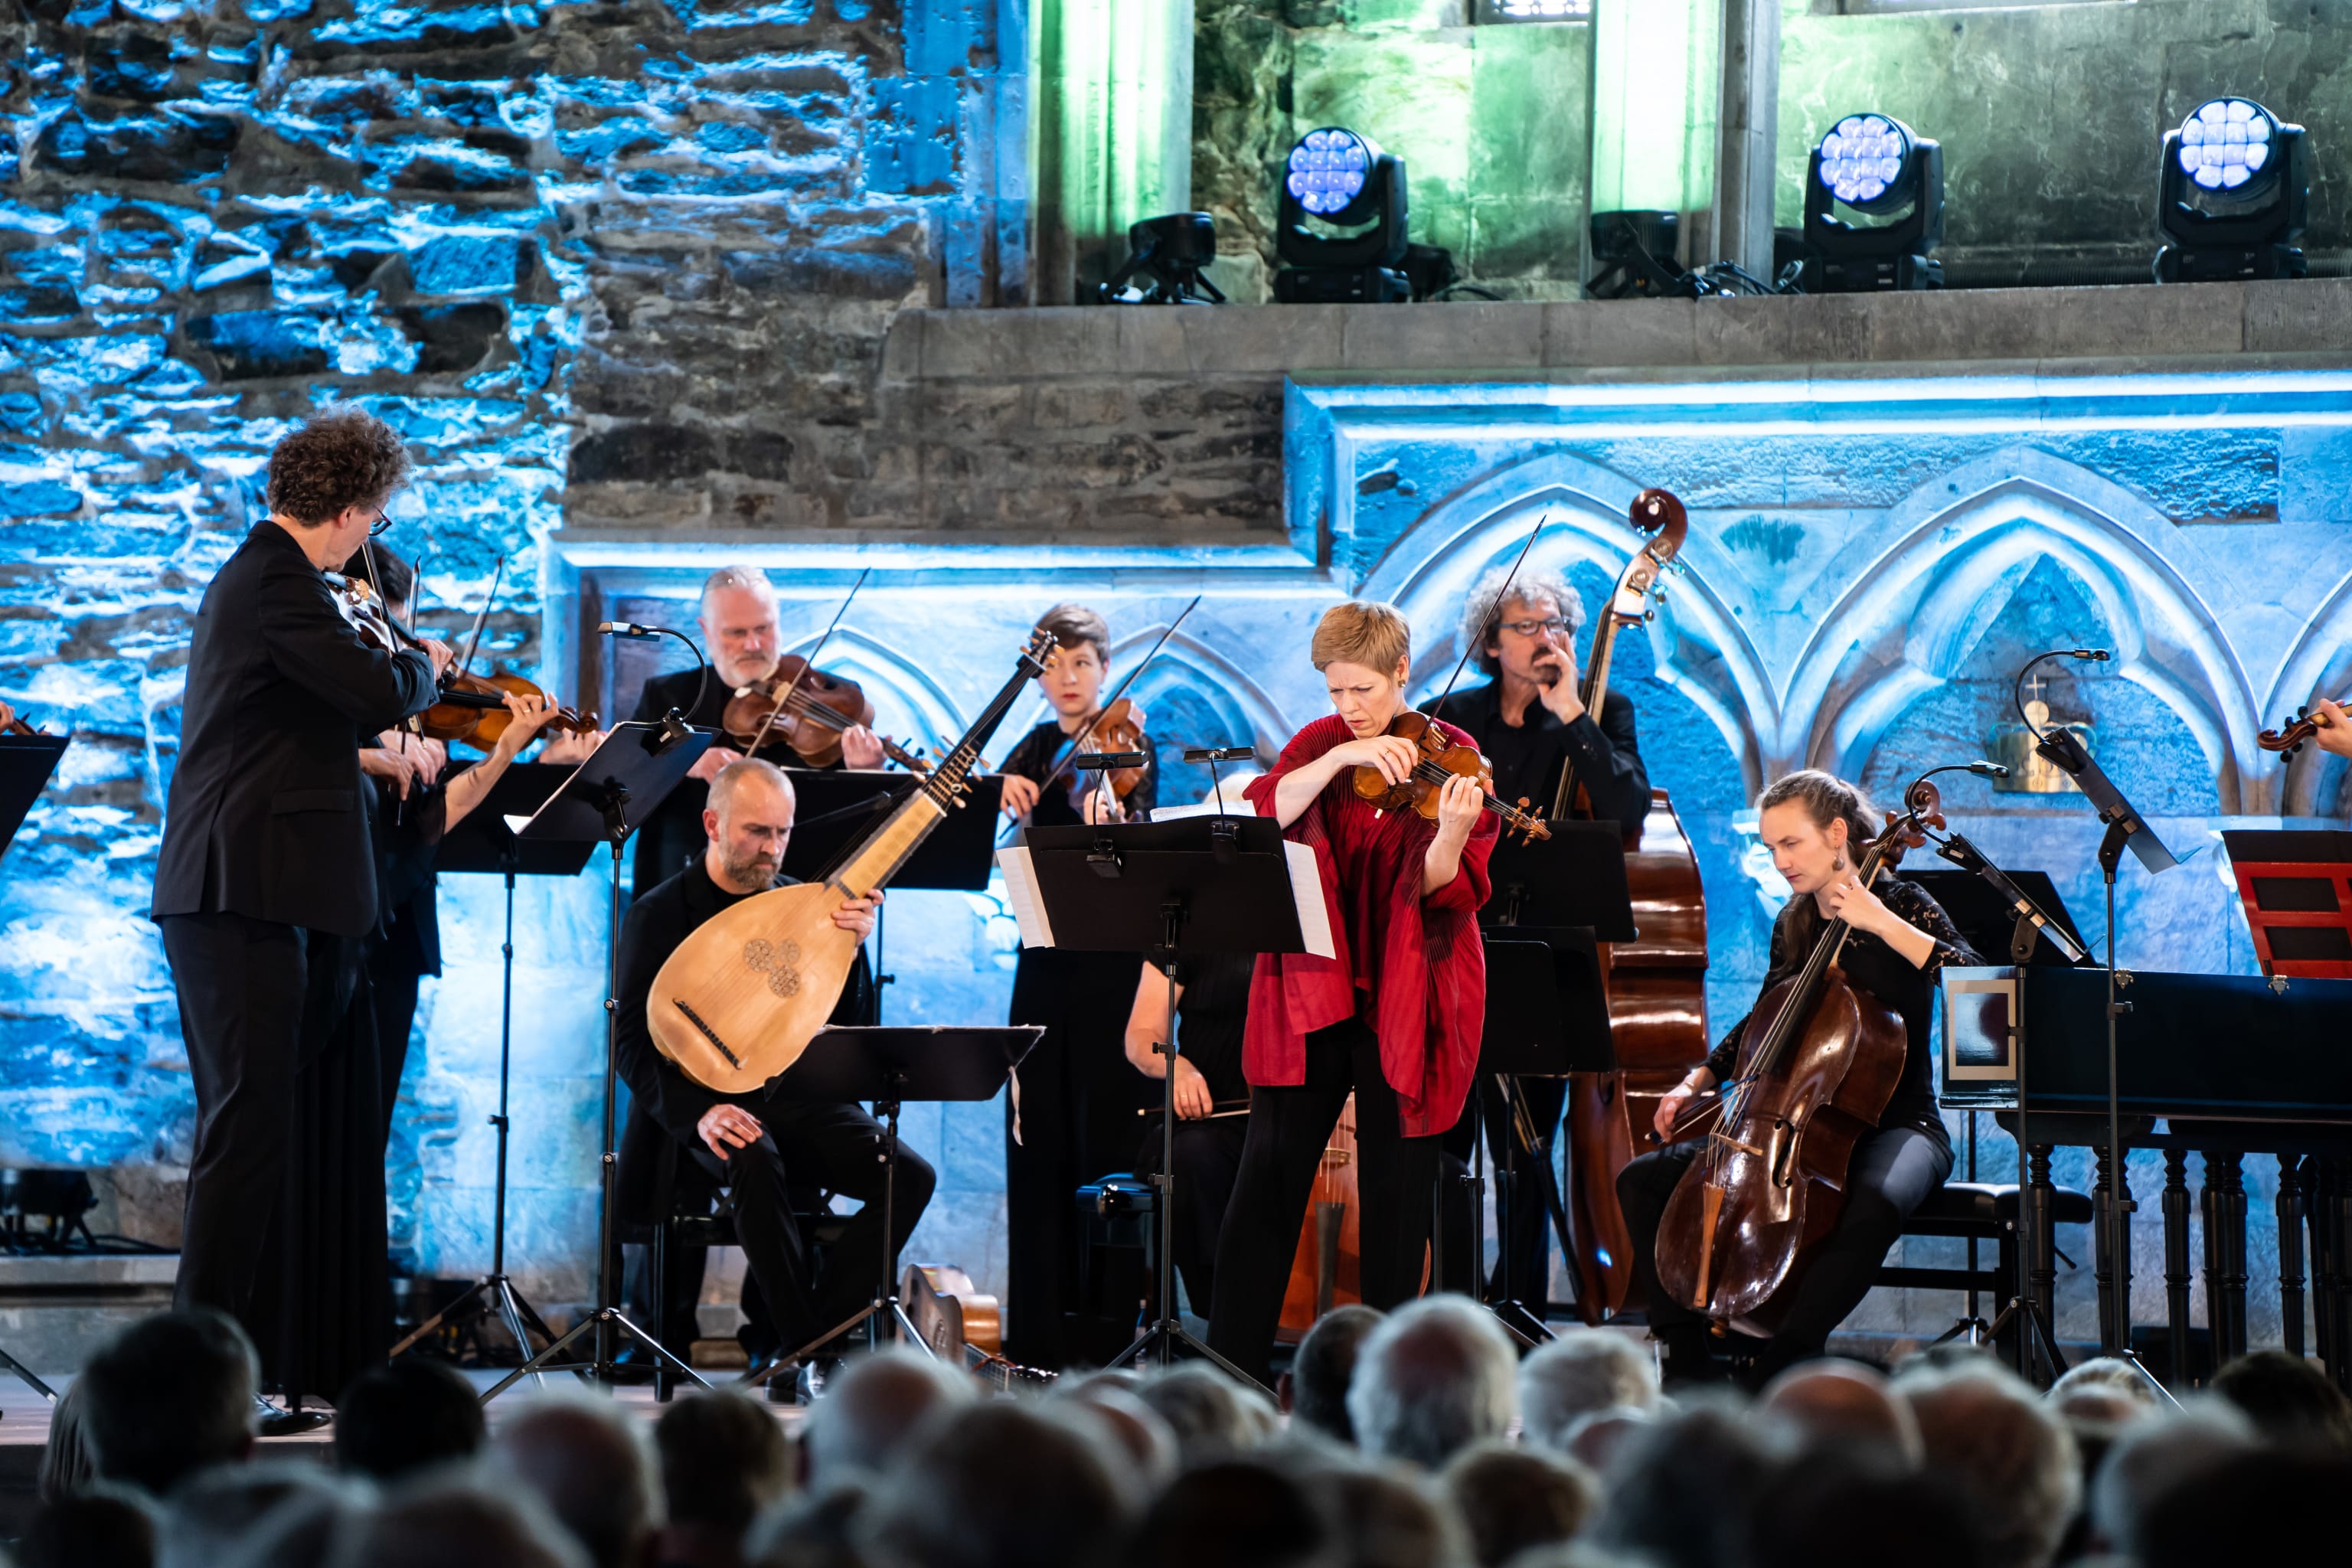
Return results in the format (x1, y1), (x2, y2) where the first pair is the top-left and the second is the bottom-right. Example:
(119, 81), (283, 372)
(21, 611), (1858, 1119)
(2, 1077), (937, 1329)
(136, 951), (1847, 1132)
(454, 556), (503, 681)
(1038, 593), (1203, 793)
(746, 567), (870, 756)
(1425, 511), (1548, 721)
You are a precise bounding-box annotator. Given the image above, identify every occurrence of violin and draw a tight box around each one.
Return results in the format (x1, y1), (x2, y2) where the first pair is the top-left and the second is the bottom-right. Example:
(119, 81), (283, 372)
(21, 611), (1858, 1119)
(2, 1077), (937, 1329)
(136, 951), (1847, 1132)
(415, 671), (599, 752)
(1350, 710), (1550, 841)
(2259, 697), (2350, 756)
(1047, 697), (1148, 817)
(723, 656), (931, 773)
(1651, 783), (1941, 1327)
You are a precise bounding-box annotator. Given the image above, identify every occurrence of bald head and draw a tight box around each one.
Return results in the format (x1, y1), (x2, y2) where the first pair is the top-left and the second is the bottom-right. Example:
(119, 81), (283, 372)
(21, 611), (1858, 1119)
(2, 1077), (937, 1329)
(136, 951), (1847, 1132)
(1759, 1360), (1923, 1467)
(803, 1348), (975, 1481)
(704, 758), (795, 893)
(487, 1396), (660, 1568)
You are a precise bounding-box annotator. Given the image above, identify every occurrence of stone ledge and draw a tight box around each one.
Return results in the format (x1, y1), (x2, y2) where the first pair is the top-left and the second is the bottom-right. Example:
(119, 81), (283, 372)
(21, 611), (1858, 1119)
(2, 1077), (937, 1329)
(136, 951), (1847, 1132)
(893, 278), (2352, 384)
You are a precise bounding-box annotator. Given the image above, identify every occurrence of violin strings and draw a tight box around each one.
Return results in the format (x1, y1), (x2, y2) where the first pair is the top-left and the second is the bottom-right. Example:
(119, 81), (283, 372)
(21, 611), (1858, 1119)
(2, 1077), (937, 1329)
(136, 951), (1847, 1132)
(1405, 760), (1538, 828)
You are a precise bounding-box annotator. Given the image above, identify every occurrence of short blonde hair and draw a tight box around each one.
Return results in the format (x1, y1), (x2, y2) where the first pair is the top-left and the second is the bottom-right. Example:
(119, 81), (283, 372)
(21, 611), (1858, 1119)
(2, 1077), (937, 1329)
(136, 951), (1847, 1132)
(709, 756), (795, 820)
(1311, 601), (1411, 674)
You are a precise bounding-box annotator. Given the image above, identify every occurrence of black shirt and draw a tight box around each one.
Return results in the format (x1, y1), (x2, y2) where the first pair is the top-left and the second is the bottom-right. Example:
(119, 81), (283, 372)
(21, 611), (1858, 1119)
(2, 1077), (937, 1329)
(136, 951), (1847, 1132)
(1433, 679), (1650, 835)
(1000, 717), (1160, 825)
(1159, 950), (1252, 1105)
(1705, 877), (1979, 1132)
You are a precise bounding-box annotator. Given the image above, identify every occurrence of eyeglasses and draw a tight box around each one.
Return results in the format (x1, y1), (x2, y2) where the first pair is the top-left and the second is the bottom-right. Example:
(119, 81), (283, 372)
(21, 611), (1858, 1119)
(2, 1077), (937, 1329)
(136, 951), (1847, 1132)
(1498, 616), (1570, 638)
(367, 507), (393, 537)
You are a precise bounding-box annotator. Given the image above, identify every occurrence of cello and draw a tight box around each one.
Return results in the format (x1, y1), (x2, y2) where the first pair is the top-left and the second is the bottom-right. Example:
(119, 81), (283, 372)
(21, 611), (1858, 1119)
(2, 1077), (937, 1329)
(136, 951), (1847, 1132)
(1549, 488), (1711, 1323)
(1651, 785), (1940, 1325)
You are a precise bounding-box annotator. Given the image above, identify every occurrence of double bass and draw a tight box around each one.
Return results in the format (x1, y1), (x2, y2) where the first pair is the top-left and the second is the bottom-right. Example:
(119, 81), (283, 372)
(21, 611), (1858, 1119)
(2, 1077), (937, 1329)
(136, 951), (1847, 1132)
(1652, 786), (1940, 1325)
(1551, 488), (1712, 1323)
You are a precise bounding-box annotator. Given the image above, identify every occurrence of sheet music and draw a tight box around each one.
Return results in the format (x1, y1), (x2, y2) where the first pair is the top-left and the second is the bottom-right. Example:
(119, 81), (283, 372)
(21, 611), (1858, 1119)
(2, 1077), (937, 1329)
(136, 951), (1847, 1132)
(1286, 841), (1337, 960)
(995, 846), (1054, 948)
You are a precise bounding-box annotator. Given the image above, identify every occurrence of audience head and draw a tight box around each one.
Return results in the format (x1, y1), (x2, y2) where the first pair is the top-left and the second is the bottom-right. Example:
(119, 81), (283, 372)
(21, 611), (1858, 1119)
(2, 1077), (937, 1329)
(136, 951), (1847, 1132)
(1759, 1359), (1922, 1467)
(16, 1489), (156, 1568)
(1441, 1441), (1599, 1568)
(2210, 1349), (2352, 1449)
(37, 1376), (96, 1504)
(1057, 1378), (1179, 1497)
(79, 1308), (258, 1497)
(2086, 1399), (2255, 1560)
(1295, 1456), (1469, 1568)
(802, 1348), (976, 1482)
(1746, 1462), (1991, 1568)
(1898, 1363), (2079, 1568)
(1589, 1400), (1788, 1568)
(1133, 1364), (1276, 1464)
(157, 1460), (351, 1568)
(487, 1393), (662, 1568)
(331, 1478), (587, 1568)
(1346, 1295), (1518, 1469)
(1517, 1330), (1658, 1454)
(1283, 1304), (1384, 1446)
(654, 1389), (793, 1543)
(334, 1357), (486, 1482)
(859, 1400), (1130, 1568)
(1125, 1460), (1325, 1568)
(2134, 1445), (2352, 1568)
(1561, 1406), (1651, 1475)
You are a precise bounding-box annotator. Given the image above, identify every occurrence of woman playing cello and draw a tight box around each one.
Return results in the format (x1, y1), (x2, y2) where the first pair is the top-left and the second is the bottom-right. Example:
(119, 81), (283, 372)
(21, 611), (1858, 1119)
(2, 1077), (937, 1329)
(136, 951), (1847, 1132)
(1616, 769), (1979, 1386)
(1205, 602), (1497, 1387)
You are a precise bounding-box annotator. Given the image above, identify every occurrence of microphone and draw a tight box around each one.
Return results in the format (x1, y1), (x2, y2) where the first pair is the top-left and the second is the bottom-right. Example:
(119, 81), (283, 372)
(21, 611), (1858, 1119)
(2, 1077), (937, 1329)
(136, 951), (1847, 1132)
(597, 621), (664, 640)
(1182, 746), (1254, 763)
(1968, 760), (2011, 779)
(2068, 648), (2111, 662)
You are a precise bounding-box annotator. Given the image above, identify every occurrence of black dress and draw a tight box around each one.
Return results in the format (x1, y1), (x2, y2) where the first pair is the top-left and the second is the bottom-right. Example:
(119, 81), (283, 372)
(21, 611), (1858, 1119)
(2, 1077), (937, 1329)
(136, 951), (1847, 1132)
(1616, 878), (1979, 1372)
(999, 718), (1159, 1368)
(1133, 950), (1253, 1314)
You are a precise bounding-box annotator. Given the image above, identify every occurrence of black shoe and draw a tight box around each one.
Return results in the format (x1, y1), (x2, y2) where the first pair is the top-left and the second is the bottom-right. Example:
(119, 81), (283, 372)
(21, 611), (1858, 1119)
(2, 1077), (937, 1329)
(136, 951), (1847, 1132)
(254, 1394), (332, 1438)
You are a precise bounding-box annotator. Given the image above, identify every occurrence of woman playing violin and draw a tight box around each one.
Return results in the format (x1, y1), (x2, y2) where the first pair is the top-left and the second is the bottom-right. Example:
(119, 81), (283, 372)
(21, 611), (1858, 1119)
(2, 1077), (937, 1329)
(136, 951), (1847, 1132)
(993, 603), (1162, 1367)
(1204, 602), (1496, 1387)
(1617, 770), (1978, 1387)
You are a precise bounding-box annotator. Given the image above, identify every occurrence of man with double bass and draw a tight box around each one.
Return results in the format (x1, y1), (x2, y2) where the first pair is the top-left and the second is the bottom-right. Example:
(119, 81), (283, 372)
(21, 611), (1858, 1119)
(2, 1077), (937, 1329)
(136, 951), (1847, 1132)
(629, 566), (888, 896)
(151, 410), (454, 1425)
(1432, 564), (1648, 1306)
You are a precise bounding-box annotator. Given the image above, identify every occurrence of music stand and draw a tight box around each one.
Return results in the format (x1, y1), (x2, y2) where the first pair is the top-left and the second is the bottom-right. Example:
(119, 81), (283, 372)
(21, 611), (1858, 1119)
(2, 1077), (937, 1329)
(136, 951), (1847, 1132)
(482, 720), (714, 1401)
(743, 1025), (1040, 1383)
(0, 733), (67, 1403)
(389, 764), (598, 1381)
(2220, 829), (2352, 978)
(2034, 725), (2187, 1403)
(782, 769), (1008, 1021)
(1000, 814), (1330, 1388)
(1475, 822), (1637, 1334)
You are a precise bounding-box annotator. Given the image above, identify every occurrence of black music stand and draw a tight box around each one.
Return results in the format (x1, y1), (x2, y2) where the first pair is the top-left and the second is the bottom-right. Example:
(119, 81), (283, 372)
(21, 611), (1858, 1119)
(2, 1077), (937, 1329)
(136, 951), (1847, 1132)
(743, 1025), (1040, 1383)
(782, 768), (1008, 1021)
(390, 764), (597, 1381)
(0, 733), (67, 1403)
(1475, 822), (1636, 1334)
(2035, 725), (2187, 1403)
(482, 720), (715, 1401)
(1003, 815), (1326, 1389)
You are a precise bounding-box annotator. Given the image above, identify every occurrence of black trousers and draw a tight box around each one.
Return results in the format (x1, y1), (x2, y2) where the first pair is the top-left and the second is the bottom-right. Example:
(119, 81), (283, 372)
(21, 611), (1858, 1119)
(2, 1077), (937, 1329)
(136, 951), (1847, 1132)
(1207, 1017), (1441, 1387)
(367, 948), (423, 1144)
(1439, 1073), (1568, 1305)
(1616, 1117), (1953, 1365)
(1136, 1114), (1248, 1314)
(162, 910), (325, 1326)
(681, 1101), (936, 1356)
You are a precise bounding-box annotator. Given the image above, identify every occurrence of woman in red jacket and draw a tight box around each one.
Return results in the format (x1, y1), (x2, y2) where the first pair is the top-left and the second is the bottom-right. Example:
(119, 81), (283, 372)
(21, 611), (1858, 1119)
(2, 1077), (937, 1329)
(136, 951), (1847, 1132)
(1205, 601), (1498, 1384)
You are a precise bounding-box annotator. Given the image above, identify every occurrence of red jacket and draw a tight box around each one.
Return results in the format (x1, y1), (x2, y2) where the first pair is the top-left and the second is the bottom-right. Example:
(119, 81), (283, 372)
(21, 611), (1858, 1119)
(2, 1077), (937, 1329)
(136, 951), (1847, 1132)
(1241, 714), (1497, 1136)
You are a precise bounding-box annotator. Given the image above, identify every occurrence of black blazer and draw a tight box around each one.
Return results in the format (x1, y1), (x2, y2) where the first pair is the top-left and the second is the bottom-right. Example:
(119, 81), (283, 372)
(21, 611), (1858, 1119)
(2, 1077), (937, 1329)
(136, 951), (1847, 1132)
(613, 857), (873, 1225)
(1434, 679), (1651, 835)
(152, 523), (437, 937)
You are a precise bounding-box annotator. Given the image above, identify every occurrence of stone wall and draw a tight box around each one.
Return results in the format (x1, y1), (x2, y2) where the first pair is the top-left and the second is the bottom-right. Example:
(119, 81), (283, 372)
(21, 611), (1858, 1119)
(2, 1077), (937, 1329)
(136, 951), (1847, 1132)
(0, 0), (1018, 1307)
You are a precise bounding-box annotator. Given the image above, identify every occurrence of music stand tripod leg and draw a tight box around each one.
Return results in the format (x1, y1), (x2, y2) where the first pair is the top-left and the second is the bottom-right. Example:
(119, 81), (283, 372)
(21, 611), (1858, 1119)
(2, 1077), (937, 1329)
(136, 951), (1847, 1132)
(1107, 906), (1272, 1394)
(0, 1344), (55, 1403)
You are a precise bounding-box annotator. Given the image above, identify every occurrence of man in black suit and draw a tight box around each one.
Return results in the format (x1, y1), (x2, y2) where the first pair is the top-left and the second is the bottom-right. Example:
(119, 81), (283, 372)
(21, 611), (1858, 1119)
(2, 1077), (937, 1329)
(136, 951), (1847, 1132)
(629, 566), (886, 895)
(614, 756), (932, 1374)
(1433, 563), (1651, 1308)
(151, 410), (452, 1365)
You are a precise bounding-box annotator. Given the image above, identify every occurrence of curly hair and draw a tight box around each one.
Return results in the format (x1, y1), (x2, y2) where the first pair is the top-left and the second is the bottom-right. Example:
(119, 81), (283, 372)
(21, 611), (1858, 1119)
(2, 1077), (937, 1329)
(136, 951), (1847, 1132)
(1459, 564), (1585, 678)
(265, 409), (410, 525)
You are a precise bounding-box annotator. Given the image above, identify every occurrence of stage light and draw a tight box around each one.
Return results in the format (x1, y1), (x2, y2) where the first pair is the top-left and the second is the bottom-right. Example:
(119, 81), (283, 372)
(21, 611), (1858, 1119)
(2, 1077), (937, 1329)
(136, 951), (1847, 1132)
(1797, 112), (1942, 293)
(1274, 126), (1446, 304)
(2155, 97), (2307, 283)
(1099, 213), (1226, 305)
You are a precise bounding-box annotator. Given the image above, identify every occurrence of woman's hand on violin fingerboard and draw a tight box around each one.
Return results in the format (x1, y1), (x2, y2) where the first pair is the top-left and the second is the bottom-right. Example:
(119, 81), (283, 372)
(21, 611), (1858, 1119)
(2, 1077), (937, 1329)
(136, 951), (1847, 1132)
(1432, 771), (1483, 842)
(2316, 697), (2352, 760)
(998, 773), (1040, 819)
(489, 691), (560, 760)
